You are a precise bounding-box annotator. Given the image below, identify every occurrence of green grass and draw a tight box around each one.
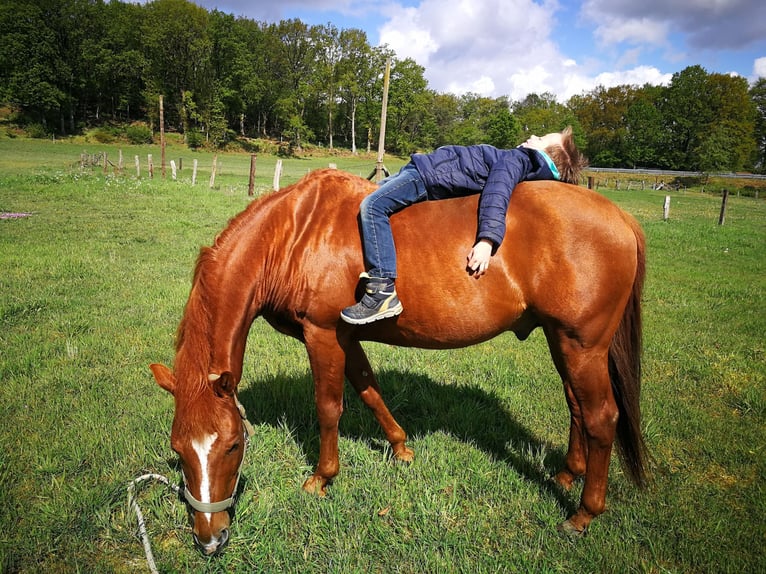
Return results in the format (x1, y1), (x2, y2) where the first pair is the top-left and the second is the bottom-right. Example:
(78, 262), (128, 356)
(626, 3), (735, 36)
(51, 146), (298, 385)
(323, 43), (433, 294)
(1, 139), (764, 572)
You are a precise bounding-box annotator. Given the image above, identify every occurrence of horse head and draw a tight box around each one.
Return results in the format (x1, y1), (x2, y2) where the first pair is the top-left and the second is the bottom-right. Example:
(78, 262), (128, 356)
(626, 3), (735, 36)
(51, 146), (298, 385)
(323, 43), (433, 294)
(150, 364), (252, 555)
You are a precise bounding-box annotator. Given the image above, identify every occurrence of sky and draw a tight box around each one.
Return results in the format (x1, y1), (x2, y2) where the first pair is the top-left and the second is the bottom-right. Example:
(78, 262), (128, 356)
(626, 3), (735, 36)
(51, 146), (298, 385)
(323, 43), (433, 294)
(164, 0), (766, 101)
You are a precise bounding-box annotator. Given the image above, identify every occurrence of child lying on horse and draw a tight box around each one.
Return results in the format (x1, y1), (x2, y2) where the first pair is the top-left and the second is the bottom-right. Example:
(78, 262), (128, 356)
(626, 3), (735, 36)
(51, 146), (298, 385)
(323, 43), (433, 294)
(341, 126), (588, 325)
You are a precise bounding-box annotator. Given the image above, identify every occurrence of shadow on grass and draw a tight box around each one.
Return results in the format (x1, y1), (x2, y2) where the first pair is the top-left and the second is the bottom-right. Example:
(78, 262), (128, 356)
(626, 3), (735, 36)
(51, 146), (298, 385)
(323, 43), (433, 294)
(238, 368), (576, 516)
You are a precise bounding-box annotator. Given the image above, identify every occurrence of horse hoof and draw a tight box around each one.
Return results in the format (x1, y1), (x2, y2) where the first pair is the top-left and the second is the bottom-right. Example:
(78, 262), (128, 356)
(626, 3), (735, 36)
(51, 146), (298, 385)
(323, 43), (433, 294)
(302, 476), (328, 497)
(553, 470), (577, 492)
(393, 444), (414, 463)
(557, 519), (587, 538)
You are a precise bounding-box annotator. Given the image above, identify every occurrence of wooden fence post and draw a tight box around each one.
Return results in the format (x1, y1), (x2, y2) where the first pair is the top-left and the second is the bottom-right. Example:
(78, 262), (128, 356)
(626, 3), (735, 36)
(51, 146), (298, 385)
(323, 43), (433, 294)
(170, 160), (177, 181)
(159, 95), (166, 178)
(209, 155), (217, 188)
(718, 189), (729, 225)
(273, 159), (282, 191)
(248, 154), (257, 196)
(192, 159), (198, 185)
(663, 195), (671, 221)
(148, 154), (154, 178)
(134, 155), (140, 178)
(375, 57), (391, 183)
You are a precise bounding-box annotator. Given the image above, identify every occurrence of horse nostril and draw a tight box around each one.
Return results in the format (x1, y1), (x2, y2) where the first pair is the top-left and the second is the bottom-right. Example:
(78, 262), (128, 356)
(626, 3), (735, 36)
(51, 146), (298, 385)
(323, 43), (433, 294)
(218, 528), (230, 550)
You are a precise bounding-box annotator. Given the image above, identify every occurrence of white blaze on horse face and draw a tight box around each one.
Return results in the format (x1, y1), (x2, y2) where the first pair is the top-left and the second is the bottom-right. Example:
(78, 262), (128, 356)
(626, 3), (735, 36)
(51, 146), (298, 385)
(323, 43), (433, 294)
(191, 432), (219, 520)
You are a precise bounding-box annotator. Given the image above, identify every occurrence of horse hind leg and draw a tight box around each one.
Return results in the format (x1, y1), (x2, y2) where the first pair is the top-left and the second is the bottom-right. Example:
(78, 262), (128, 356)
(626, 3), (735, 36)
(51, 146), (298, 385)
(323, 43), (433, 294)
(556, 380), (587, 491)
(547, 331), (619, 535)
(344, 340), (414, 462)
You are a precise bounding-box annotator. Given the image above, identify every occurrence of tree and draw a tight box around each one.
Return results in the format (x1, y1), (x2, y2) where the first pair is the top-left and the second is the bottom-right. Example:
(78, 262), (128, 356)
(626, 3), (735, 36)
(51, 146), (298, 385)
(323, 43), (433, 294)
(0, 1), (66, 129)
(484, 98), (521, 149)
(336, 28), (374, 154)
(272, 19), (316, 148)
(141, 0), (212, 131)
(750, 78), (766, 172)
(703, 73), (755, 171)
(568, 86), (638, 167)
(661, 66), (755, 171)
(661, 65), (713, 170)
(385, 58), (431, 154)
(624, 85), (665, 168)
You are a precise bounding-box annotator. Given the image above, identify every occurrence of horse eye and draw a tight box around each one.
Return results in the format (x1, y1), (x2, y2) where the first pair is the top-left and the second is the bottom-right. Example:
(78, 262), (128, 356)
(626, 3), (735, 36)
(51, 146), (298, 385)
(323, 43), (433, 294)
(226, 442), (241, 455)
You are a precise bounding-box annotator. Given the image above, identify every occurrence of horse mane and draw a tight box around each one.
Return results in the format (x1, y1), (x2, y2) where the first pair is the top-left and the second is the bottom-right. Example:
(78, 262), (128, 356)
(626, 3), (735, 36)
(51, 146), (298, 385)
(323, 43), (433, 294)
(173, 246), (219, 398)
(172, 170), (355, 398)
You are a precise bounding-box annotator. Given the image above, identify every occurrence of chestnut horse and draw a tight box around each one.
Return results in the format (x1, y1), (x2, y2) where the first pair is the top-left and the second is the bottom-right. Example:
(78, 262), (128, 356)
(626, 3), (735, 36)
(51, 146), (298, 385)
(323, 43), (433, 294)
(150, 169), (647, 554)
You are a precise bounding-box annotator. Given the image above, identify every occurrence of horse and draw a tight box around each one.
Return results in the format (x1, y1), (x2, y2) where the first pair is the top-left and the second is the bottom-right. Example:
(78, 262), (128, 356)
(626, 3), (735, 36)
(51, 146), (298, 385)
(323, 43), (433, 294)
(150, 168), (647, 554)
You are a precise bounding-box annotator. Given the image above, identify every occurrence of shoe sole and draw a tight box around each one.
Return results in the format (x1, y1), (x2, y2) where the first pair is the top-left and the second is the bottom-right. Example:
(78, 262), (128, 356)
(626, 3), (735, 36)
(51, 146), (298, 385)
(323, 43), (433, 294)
(340, 302), (403, 325)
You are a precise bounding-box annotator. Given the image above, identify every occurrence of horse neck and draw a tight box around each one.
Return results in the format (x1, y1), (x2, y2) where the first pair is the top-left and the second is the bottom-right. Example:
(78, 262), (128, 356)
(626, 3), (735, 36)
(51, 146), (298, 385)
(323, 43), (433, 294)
(175, 238), (269, 391)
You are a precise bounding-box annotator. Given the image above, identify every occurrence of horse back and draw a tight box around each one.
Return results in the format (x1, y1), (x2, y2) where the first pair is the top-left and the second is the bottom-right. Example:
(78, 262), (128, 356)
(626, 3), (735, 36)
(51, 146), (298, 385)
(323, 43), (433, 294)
(260, 170), (640, 349)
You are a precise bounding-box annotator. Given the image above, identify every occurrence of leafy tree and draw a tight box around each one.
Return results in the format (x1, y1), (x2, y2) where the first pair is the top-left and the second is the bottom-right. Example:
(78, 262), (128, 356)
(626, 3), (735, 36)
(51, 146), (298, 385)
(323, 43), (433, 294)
(750, 78), (766, 172)
(272, 19), (316, 148)
(703, 73), (755, 171)
(336, 28), (374, 153)
(385, 58), (430, 154)
(661, 65), (713, 170)
(568, 85), (638, 167)
(513, 92), (569, 136)
(0, 1), (66, 128)
(661, 66), (755, 171)
(141, 0), (212, 131)
(485, 98), (521, 149)
(624, 86), (665, 168)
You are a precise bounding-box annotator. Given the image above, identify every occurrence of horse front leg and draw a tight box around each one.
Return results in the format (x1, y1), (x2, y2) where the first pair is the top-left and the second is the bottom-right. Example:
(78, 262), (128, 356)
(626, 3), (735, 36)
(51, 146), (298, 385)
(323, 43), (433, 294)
(302, 327), (346, 496)
(344, 340), (413, 462)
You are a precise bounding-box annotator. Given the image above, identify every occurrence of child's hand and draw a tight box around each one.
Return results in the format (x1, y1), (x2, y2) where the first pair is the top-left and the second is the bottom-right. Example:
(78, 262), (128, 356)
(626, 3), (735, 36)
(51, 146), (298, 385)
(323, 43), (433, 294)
(466, 239), (493, 278)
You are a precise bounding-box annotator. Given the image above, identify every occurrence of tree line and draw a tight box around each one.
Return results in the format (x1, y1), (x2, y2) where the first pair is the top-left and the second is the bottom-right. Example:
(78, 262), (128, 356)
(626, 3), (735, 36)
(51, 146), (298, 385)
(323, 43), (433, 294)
(1, 0), (764, 172)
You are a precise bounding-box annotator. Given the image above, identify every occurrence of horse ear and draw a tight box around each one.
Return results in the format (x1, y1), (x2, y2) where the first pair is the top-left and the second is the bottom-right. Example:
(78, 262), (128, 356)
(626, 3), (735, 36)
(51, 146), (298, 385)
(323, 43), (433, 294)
(150, 363), (176, 395)
(208, 371), (237, 397)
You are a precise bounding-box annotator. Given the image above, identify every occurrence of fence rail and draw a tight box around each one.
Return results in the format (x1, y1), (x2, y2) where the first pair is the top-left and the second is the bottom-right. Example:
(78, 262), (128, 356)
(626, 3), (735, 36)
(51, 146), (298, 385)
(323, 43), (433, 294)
(587, 167), (766, 181)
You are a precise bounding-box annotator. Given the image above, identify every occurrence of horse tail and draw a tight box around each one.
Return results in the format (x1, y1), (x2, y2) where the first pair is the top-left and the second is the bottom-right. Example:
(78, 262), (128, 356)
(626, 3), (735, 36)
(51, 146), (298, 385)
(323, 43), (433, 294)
(609, 215), (648, 487)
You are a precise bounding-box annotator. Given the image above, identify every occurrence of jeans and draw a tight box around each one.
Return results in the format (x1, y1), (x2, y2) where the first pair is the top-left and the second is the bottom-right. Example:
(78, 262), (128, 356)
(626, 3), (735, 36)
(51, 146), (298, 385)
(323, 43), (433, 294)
(359, 163), (428, 278)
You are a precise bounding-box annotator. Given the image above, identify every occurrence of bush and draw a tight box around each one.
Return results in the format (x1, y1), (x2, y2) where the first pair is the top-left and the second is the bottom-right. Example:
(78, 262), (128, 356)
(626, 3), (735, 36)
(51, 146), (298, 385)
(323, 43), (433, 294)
(93, 128), (117, 143)
(126, 124), (153, 145)
(186, 129), (204, 150)
(26, 123), (48, 139)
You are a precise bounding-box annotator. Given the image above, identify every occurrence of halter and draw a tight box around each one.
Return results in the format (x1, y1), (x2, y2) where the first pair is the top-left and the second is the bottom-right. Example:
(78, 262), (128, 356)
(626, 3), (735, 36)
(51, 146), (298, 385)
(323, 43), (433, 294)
(181, 394), (255, 514)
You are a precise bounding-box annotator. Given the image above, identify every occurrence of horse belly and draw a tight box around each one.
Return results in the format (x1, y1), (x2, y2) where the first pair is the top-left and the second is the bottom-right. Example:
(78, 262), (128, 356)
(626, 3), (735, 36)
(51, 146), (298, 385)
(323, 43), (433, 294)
(357, 289), (527, 349)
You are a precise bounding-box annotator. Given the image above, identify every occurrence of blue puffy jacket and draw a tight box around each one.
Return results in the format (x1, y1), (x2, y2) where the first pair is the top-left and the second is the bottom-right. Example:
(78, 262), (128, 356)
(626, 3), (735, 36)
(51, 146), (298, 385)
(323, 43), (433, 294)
(410, 144), (558, 248)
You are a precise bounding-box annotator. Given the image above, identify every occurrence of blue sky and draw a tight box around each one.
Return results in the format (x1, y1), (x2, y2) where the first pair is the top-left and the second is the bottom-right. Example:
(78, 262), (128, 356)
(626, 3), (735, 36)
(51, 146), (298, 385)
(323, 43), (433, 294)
(174, 0), (766, 101)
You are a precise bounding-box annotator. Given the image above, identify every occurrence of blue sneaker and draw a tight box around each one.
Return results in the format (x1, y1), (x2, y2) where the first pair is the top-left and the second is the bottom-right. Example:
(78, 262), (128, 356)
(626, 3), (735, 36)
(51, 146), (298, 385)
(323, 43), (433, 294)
(340, 275), (403, 324)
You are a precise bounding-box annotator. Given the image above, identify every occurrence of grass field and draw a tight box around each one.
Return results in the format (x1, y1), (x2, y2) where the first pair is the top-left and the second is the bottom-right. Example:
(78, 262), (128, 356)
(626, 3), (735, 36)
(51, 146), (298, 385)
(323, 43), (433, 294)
(1, 138), (764, 573)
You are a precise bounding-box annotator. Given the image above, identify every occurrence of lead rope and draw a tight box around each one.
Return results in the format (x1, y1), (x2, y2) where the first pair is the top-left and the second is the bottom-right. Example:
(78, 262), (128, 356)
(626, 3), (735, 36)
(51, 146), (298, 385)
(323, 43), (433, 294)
(127, 473), (180, 574)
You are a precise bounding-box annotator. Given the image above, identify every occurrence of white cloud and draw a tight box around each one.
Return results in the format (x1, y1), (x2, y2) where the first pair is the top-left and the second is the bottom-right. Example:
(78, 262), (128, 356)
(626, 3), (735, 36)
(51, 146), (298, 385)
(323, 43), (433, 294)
(581, 0), (766, 50)
(378, 7), (438, 64)
(755, 57), (766, 79)
(592, 16), (669, 48)
(591, 66), (673, 91)
(378, 0), (673, 101)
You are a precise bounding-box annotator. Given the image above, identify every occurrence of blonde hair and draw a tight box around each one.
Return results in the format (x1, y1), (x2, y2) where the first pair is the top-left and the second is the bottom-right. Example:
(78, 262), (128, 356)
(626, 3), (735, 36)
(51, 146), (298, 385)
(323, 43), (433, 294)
(545, 126), (588, 184)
